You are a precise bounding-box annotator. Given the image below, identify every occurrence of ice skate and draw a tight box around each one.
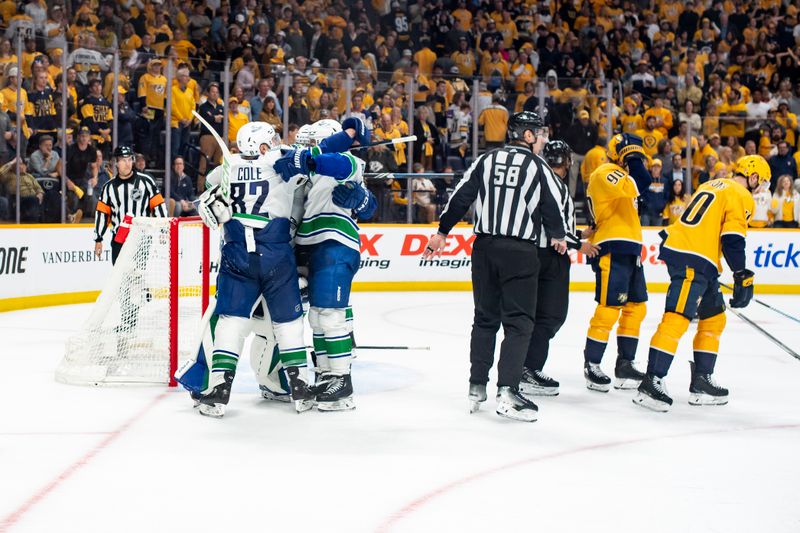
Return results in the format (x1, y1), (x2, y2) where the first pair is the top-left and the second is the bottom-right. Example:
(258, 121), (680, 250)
(633, 373), (673, 412)
(285, 366), (316, 413)
(259, 385), (291, 403)
(197, 371), (234, 418)
(469, 383), (487, 413)
(316, 374), (355, 411)
(520, 368), (559, 396)
(614, 357), (645, 390)
(496, 386), (538, 422)
(584, 361), (611, 392)
(688, 361), (729, 406)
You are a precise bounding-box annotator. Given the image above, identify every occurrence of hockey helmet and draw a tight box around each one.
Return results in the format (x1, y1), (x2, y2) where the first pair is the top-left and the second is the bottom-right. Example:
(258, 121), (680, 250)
(542, 140), (572, 169)
(310, 119), (342, 144)
(734, 155), (771, 185)
(237, 122), (279, 156)
(507, 111), (546, 142)
(113, 145), (135, 159)
(295, 124), (315, 147)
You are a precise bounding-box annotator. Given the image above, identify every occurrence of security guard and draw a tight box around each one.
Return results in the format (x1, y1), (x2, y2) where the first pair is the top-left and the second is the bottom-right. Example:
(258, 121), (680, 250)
(424, 111), (568, 422)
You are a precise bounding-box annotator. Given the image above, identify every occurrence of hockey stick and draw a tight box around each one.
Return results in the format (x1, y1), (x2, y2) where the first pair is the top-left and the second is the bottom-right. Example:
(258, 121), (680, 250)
(728, 308), (800, 361)
(304, 344), (430, 351)
(192, 110), (232, 201)
(720, 283), (800, 325)
(355, 345), (430, 351)
(348, 135), (418, 151)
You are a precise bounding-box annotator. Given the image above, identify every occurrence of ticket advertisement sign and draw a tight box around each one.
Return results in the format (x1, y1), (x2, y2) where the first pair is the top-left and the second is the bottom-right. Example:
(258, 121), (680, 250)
(0, 223), (798, 311)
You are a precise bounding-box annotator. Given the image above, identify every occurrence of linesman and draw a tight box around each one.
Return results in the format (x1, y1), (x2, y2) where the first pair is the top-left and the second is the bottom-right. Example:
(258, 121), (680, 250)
(424, 111), (567, 422)
(520, 140), (600, 397)
(93, 145), (167, 264)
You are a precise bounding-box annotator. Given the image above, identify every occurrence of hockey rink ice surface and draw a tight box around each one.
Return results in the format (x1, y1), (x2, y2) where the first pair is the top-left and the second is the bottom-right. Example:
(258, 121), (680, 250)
(1, 291), (800, 533)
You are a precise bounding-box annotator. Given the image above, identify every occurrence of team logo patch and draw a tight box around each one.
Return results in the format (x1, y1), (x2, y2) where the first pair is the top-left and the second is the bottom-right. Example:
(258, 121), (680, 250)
(617, 293), (628, 304)
(131, 188), (143, 202)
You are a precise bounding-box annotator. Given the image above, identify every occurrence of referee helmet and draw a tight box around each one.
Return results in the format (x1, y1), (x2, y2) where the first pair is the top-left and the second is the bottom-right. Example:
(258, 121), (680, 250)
(507, 111), (546, 142)
(113, 145), (134, 159)
(542, 140), (572, 169)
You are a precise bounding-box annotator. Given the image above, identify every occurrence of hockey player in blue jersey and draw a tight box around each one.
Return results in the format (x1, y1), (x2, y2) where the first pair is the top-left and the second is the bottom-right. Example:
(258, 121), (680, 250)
(276, 117), (376, 410)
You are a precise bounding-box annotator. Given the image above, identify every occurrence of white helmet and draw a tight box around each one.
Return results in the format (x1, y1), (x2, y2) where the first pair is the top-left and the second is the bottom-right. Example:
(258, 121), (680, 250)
(311, 119), (342, 144)
(237, 122), (279, 156)
(295, 123), (315, 147)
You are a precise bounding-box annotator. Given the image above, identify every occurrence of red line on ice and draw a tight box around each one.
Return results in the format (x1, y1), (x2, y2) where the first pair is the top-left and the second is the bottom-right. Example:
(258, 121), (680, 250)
(0, 392), (169, 533)
(375, 423), (800, 533)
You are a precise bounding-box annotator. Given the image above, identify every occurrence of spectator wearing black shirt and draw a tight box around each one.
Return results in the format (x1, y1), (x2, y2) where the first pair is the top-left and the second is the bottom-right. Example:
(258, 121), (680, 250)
(169, 156), (197, 217)
(66, 127), (97, 217)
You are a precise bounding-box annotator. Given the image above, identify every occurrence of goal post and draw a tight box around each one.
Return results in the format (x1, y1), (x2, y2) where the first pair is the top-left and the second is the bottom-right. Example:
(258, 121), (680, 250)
(56, 216), (214, 386)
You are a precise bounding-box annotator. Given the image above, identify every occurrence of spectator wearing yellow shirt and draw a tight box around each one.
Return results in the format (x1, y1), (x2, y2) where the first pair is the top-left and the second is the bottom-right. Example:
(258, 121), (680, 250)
(226, 97), (248, 147)
(170, 68), (196, 160)
(663, 175), (691, 225)
(451, 0), (472, 30)
(515, 81), (535, 113)
(643, 98), (673, 138)
(478, 93), (509, 149)
(414, 38), (437, 78)
(169, 28), (196, 63)
(451, 37), (476, 77)
(770, 174), (800, 228)
(561, 78), (588, 111)
(620, 98), (643, 134)
(635, 115), (664, 158)
(137, 58), (167, 162)
(670, 122), (699, 157)
(496, 11), (518, 49)
(718, 89), (747, 140)
(373, 112), (406, 169)
(480, 48), (509, 83)
(776, 101), (798, 147)
(511, 49), (535, 93)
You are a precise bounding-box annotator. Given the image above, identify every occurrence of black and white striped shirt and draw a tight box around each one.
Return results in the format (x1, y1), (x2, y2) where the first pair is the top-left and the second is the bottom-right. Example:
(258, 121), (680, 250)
(438, 145), (566, 244)
(94, 171), (167, 242)
(538, 169), (582, 249)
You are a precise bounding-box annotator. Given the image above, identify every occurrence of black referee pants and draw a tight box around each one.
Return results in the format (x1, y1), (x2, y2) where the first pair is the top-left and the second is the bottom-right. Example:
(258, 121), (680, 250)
(525, 247), (571, 371)
(469, 235), (540, 389)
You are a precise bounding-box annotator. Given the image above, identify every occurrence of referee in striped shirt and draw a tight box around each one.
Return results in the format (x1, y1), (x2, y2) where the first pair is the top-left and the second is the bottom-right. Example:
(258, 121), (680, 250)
(423, 111), (568, 422)
(94, 145), (167, 264)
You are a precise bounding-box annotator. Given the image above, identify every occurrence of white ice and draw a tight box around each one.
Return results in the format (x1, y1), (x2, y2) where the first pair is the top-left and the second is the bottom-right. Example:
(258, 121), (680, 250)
(1, 291), (800, 533)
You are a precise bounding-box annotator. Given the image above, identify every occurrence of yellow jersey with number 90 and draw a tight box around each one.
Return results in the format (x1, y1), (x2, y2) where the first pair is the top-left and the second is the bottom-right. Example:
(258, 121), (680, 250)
(586, 162), (643, 255)
(661, 179), (754, 276)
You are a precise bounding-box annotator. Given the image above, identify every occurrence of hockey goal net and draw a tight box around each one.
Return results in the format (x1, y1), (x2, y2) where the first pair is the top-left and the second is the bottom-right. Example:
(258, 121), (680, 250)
(56, 217), (213, 386)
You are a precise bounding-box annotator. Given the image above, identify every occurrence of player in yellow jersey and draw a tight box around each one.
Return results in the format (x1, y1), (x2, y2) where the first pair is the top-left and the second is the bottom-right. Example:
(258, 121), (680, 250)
(633, 156), (767, 412)
(583, 133), (652, 392)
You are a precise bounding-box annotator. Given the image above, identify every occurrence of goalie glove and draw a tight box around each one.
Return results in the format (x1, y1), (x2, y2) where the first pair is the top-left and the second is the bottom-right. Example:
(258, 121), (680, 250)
(197, 184), (232, 228)
(729, 269), (754, 308)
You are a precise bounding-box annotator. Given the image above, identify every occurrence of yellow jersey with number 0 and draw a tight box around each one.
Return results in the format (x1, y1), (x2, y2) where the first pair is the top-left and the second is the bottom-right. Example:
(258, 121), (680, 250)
(661, 179), (754, 275)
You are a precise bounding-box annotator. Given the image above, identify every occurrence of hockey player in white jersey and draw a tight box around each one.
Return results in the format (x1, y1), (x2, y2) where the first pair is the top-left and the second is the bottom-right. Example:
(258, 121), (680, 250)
(190, 121), (316, 416)
(277, 117), (376, 410)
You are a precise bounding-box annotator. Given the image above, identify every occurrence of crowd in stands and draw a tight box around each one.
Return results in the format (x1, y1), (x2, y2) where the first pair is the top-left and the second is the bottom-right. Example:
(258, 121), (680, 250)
(0, 0), (799, 228)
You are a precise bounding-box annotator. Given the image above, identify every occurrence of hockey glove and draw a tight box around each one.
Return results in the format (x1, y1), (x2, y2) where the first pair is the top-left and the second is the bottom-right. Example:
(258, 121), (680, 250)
(617, 133), (647, 163)
(197, 185), (232, 228)
(729, 269), (754, 308)
(341, 116), (371, 147)
(274, 148), (316, 182)
(332, 182), (368, 210)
